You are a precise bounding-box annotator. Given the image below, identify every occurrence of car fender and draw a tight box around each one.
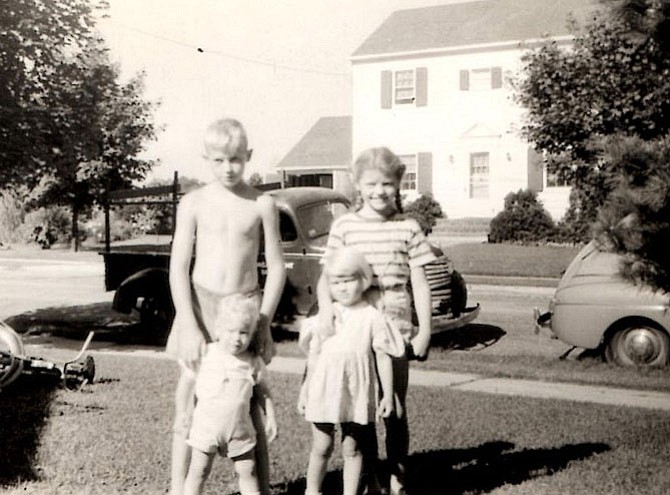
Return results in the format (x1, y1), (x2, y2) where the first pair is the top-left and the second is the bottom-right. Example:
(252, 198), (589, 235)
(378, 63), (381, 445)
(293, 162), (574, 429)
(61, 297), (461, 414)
(113, 268), (171, 314)
(552, 281), (670, 349)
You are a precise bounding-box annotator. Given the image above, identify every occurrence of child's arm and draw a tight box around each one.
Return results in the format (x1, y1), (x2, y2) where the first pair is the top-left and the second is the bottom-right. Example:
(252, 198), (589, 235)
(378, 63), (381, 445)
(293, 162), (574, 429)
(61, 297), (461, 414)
(167, 195), (204, 366)
(409, 265), (432, 360)
(257, 195), (287, 363)
(374, 350), (395, 418)
(316, 273), (334, 334)
(254, 380), (277, 443)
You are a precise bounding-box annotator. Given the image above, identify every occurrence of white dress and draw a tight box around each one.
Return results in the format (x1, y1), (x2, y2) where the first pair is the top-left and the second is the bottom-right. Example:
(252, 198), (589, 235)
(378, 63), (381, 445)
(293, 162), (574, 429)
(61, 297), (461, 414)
(300, 301), (405, 425)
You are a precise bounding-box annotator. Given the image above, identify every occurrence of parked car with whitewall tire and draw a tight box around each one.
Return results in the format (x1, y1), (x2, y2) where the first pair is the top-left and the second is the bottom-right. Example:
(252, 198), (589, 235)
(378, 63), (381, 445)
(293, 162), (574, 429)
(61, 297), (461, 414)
(535, 241), (670, 367)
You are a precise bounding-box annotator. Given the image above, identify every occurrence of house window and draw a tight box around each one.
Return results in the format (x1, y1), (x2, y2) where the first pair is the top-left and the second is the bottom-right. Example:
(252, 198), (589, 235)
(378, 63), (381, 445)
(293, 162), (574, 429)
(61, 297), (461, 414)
(460, 67), (503, 91)
(469, 152), (489, 199)
(546, 169), (570, 188)
(394, 70), (415, 104)
(381, 68), (427, 108)
(398, 154), (417, 191)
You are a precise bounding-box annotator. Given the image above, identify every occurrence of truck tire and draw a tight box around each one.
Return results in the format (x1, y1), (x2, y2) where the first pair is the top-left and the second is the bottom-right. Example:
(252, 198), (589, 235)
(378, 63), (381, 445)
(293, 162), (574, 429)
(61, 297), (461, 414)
(139, 296), (174, 345)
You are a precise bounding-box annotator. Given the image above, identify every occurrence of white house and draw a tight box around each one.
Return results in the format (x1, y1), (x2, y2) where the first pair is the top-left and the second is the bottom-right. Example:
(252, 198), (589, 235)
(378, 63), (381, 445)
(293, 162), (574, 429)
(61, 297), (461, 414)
(279, 0), (599, 219)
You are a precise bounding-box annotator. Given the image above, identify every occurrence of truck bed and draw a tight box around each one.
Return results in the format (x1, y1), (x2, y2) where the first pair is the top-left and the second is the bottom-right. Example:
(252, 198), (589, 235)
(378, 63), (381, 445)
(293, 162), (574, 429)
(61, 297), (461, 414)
(100, 239), (172, 291)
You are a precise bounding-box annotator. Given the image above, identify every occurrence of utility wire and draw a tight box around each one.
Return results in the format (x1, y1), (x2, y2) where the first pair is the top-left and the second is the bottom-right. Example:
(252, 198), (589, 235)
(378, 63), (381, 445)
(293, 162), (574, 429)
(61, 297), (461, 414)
(109, 21), (350, 77)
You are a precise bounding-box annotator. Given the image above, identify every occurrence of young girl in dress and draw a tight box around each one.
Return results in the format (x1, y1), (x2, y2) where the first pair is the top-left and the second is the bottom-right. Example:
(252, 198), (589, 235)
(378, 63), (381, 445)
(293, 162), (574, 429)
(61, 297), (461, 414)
(299, 247), (405, 495)
(316, 147), (437, 495)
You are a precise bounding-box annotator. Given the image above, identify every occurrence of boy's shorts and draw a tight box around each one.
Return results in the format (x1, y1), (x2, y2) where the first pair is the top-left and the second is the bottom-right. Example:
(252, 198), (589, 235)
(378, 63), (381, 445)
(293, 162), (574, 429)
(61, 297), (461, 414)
(166, 284), (262, 365)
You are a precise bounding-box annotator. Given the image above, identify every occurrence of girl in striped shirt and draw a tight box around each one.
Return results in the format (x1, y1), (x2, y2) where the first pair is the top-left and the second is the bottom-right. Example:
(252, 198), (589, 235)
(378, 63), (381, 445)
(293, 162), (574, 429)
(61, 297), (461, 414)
(317, 147), (436, 495)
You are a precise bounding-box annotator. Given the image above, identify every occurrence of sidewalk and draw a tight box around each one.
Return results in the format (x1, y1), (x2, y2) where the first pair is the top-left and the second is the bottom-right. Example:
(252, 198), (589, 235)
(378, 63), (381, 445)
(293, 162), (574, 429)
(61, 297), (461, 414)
(266, 356), (670, 411)
(90, 350), (670, 412)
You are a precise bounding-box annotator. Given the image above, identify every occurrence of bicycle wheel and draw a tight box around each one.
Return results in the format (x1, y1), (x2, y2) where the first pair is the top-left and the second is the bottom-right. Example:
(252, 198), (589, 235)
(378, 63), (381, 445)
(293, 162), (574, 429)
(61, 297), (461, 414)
(0, 321), (26, 390)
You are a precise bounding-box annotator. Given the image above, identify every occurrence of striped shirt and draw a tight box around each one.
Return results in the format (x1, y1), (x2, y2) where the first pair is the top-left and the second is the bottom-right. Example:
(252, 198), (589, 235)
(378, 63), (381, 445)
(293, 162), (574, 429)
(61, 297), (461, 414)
(326, 212), (436, 290)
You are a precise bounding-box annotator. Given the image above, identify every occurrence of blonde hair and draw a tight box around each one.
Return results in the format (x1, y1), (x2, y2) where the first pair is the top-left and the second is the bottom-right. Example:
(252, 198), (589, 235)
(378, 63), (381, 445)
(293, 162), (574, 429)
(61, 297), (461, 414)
(213, 293), (259, 340)
(203, 118), (249, 157)
(323, 247), (373, 291)
(351, 147), (405, 213)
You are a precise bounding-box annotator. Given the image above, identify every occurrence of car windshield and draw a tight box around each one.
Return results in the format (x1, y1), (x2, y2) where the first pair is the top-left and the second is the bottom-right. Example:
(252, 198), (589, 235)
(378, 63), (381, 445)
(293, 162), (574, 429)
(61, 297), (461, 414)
(297, 200), (349, 246)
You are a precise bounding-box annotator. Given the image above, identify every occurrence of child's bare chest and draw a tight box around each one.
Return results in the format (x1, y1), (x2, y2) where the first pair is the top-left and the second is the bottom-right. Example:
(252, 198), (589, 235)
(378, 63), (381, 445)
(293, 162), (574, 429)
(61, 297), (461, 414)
(196, 198), (260, 237)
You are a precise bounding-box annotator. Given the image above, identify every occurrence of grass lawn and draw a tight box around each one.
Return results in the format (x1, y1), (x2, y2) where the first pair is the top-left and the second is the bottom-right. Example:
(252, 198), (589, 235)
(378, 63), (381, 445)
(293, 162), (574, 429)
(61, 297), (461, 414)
(439, 242), (582, 279)
(1, 352), (669, 495)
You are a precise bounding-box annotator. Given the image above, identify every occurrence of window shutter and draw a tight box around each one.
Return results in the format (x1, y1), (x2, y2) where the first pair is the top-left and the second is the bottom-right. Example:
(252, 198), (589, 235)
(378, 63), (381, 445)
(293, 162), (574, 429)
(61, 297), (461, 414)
(459, 69), (469, 90)
(415, 67), (428, 107)
(491, 66), (503, 89)
(381, 70), (392, 109)
(417, 152), (433, 194)
(527, 147), (543, 192)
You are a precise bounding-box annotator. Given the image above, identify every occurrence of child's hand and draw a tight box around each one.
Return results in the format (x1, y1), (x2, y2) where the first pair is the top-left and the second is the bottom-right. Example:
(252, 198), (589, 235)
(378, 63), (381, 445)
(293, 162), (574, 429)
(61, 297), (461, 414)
(298, 324), (322, 357)
(377, 395), (394, 419)
(256, 314), (276, 365)
(168, 313), (205, 366)
(410, 331), (431, 361)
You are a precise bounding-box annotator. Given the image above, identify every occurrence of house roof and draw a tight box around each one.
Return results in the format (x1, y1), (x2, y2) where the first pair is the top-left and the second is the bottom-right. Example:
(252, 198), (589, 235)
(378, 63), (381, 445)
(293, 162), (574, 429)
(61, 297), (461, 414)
(352, 0), (599, 58)
(277, 116), (352, 171)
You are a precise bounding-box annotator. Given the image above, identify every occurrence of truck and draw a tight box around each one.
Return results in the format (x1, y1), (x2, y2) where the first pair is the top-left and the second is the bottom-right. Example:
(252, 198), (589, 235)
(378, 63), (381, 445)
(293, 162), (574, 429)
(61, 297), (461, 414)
(100, 176), (480, 343)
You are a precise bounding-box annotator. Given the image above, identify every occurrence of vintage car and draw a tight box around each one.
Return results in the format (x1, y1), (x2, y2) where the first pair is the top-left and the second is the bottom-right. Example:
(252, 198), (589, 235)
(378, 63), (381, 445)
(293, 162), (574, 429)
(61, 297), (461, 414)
(534, 241), (670, 367)
(101, 182), (479, 341)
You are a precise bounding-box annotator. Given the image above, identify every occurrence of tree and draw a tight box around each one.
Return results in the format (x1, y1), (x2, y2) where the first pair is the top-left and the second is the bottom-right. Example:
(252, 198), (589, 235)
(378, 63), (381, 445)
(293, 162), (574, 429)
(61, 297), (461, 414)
(248, 172), (263, 186)
(593, 1), (670, 292)
(517, 1), (670, 290)
(1, 0), (105, 185)
(607, 0), (670, 53)
(1, 0), (158, 250)
(513, 11), (670, 234)
(592, 134), (670, 292)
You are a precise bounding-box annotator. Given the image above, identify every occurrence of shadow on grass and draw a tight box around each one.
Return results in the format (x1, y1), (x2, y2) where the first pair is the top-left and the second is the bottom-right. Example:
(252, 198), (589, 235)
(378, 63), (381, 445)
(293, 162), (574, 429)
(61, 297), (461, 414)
(272, 440), (610, 495)
(0, 376), (58, 486)
(431, 323), (506, 351)
(4, 302), (166, 346)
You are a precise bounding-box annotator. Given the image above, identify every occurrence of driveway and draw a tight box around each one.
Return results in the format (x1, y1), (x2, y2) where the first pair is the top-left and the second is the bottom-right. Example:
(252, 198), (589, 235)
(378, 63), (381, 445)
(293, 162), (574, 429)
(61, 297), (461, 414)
(0, 253), (111, 319)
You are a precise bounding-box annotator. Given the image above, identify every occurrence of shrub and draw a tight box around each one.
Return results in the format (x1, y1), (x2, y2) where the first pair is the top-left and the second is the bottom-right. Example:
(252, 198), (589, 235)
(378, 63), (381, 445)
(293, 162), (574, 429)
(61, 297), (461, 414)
(404, 193), (445, 235)
(21, 206), (71, 248)
(0, 189), (26, 245)
(489, 189), (557, 243)
(82, 208), (133, 244)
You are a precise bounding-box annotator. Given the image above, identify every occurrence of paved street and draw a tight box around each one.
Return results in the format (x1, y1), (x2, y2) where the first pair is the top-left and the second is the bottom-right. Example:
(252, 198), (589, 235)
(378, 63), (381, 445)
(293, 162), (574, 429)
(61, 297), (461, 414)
(0, 255), (111, 320)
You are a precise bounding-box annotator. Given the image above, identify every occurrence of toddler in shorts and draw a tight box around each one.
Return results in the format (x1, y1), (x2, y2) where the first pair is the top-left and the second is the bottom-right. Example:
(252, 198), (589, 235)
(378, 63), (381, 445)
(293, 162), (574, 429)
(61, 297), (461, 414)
(183, 293), (277, 495)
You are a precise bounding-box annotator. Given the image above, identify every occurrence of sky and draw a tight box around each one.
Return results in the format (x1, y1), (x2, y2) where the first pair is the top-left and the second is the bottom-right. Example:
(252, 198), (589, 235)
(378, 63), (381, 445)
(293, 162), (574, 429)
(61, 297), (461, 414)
(97, 0), (462, 184)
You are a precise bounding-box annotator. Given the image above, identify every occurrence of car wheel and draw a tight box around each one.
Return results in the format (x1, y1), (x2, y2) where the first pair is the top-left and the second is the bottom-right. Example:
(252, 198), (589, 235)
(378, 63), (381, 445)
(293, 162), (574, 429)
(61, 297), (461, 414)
(139, 297), (174, 344)
(605, 321), (670, 367)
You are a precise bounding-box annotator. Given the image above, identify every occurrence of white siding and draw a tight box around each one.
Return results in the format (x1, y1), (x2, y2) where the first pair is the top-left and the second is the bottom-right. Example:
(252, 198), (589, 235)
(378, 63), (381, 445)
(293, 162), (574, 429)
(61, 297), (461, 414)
(352, 48), (569, 219)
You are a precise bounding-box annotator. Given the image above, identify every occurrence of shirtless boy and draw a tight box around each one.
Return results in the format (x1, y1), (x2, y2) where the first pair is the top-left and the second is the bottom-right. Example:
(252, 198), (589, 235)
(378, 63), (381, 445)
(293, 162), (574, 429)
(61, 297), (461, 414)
(165, 118), (286, 495)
